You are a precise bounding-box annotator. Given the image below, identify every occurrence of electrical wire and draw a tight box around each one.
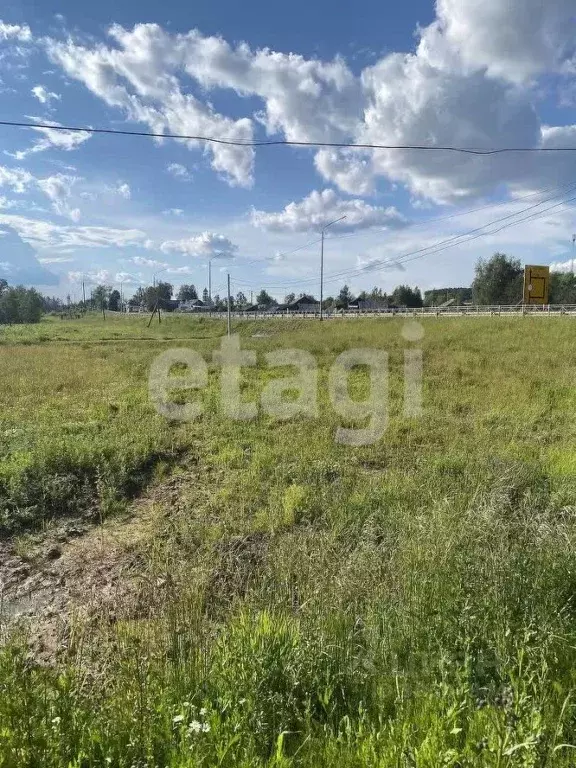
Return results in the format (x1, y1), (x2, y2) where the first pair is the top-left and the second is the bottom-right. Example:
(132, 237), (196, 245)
(234, 180), (576, 274)
(230, 183), (576, 291)
(1, 119), (576, 154)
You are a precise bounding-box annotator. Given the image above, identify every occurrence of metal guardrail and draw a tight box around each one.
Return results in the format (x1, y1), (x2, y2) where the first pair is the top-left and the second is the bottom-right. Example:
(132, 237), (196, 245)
(174, 305), (576, 319)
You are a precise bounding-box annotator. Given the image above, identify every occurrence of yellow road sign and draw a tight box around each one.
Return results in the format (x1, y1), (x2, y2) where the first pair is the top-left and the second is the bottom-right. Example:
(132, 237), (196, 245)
(524, 265), (550, 305)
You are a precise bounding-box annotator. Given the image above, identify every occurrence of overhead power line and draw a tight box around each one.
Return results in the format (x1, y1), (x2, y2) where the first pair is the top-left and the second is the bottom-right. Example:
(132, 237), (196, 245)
(237, 180), (576, 274)
(231, 182), (576, 291)
(1, 119), (576, 154)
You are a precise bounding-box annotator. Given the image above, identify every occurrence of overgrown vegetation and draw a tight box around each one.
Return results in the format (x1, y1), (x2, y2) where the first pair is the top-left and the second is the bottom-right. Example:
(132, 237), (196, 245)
(0, 279), (44, 324)
(2, 313), (576, 765)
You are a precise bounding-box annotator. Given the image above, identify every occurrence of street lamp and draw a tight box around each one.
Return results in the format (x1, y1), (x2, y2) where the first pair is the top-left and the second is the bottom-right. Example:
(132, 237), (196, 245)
(153, 267), (168, 288)
(320, 215), (346, 321)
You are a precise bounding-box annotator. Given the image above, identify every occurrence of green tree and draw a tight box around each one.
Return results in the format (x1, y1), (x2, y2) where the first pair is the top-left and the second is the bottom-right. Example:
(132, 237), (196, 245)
(391, 285), (423, 308)
(284, 292), (296, 304)
(0, 285), (44, 324)
(143, 282), (174, 310)
(177, 284), (198, 302)
(472, 253), (523, 305)
(235, 291), (247, 308)
(256, 289), (274, 307)
(129, 287), (146, 309)
(108, 289), (121, 312)
(549, 272), (576, 304)
(336, 285), (353, 309)
(92, 284), (111, 310)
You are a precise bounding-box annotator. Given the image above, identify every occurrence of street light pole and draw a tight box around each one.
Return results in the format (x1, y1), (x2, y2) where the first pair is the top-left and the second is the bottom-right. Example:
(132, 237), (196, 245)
(572, 234), (575, 275)
(208, 258), (212, 306)
(320, 215), (346, 321)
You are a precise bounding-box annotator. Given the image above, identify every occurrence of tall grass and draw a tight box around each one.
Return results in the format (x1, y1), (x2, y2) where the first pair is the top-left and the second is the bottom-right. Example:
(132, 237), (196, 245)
(2, 315), (576, 765)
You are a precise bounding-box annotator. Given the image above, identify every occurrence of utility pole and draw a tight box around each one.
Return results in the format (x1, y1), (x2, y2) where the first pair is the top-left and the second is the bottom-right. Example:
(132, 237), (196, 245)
(572, 234), (575, 275)
(227, 273), (232, 336)
(82, 280), (86, 310)
(208, 259), (212, 306)
(320, 215), (346, 321)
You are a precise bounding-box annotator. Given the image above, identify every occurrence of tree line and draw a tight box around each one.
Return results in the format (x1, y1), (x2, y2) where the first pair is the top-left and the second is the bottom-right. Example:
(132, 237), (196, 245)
(4, 252), (573, 326)
(0, 279), (44, 324)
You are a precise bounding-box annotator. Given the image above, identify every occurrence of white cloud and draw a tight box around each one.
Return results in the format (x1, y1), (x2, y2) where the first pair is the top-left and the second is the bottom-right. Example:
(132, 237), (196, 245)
(31, 84), (61, 105)
(166, 265), (196, 275)
(166, 163), (192, 181)
(434, 0), (576, 82)
(0, 213), (148, 251)
(0, 165), (81, 219)
(68, 269), (112, 284)
(38, 256), (74, 264)
(160, 231), (238, 258)
(251, 189), (406, 233)
(357, 254), (406, 273)
(36, 173), (80, 221)
(114, 271), (140, 284)
(41, 7), (576, 204)
(130, 255), (168, 268)
(0, 21), (31, 42)
(0, 166), (34, 193)
(9, 120), (91, 160)
(550, 259), (576, 273)
(162, 208), (184, 216)
(115, 182), (131, 199)
(314, 150), (375, 196)
(48, 27), (254, 187)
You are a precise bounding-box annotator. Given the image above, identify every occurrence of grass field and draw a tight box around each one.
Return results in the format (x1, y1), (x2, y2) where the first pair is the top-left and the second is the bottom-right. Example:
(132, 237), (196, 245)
(2, 312), (576, 766)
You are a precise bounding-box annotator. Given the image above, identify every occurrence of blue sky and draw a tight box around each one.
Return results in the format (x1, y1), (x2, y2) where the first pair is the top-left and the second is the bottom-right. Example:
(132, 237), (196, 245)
(0, 0), (575, 300)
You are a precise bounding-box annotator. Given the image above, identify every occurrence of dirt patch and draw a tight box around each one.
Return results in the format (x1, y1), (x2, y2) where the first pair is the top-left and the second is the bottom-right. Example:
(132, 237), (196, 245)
(0, 455), (199, 662)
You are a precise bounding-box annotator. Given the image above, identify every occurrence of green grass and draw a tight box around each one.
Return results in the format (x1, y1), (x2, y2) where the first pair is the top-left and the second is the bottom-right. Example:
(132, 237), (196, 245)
(2, 313), (576, 765)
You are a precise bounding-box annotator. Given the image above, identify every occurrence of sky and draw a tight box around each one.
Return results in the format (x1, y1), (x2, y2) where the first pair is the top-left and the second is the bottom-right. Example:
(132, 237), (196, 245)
(0, 0), (575, 300)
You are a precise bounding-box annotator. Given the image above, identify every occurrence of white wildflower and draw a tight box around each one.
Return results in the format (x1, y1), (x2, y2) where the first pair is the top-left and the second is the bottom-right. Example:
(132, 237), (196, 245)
(188, 720), (202, 734)
(199, 708), (207, 717)
(173, 714), (185, 725)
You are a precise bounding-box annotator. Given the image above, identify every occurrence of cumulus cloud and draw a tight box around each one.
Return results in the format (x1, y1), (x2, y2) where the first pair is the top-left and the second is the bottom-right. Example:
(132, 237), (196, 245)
(31, 84), (61, 105)
(434, 0), (576, 82)
(314, 150), (375, 196)
(68, 269), (141, 284)
(39, 4), (576, 202)
(160, 231), (238, 258)
(0, 21), (31, 42)
(251, 189), (406, 233)
(549, 259), (575, 273)
(47, 26), (254, 187)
